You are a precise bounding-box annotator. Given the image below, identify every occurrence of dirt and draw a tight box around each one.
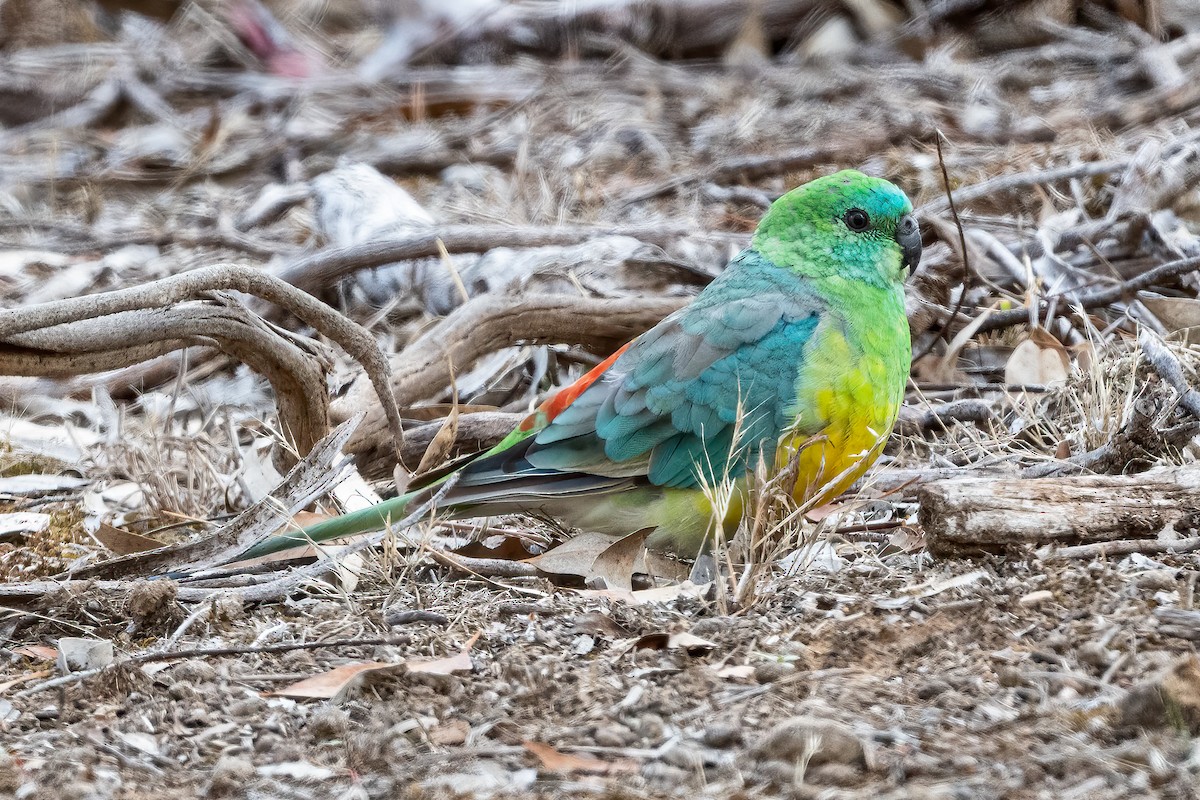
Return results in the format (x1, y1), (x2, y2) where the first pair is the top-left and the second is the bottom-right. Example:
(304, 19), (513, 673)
(1, 551), (1198, 799)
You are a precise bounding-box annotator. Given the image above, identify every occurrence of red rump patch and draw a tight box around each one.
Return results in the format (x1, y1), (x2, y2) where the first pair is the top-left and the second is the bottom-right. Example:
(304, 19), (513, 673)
(517, 341), (634, 431)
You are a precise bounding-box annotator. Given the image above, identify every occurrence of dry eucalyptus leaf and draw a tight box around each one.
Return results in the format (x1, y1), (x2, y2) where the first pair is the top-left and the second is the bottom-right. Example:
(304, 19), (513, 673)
(92, 522), (162, 555)
(406, 647), (474, 677)
(1005, 333), (1069, 386)
(588, 528), (653, 591)
(14, 645), (57, 662)
(521, 740), (635, 774)
(1140, 295), (1200, 344)
(0, 669), (51, 695)
(270, 661), (402, 701)
(415, 396), (460, 475)
(525, 531), (620, 578)
(314, 547), (364, 593)
(428, 719), (471, 745)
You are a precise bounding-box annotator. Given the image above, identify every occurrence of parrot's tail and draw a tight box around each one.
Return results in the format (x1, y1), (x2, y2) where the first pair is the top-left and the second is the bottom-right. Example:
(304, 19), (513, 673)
(238, 491), (421, 560)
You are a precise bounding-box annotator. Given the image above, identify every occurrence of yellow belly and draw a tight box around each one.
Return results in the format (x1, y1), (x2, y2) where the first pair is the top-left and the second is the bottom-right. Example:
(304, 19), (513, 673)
(783, 322), (906, 507)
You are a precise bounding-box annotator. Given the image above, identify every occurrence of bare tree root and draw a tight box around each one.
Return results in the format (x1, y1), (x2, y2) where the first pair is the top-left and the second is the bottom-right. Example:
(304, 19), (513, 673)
(0, 264), (404, 466)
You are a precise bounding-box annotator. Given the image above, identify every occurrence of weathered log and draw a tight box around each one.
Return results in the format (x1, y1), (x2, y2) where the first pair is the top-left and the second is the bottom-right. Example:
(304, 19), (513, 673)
(918, 464), (1200, 556)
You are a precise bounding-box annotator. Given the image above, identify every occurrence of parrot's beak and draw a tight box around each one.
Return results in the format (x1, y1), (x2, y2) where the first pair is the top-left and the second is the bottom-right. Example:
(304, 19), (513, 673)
(896, 214), (922, 276)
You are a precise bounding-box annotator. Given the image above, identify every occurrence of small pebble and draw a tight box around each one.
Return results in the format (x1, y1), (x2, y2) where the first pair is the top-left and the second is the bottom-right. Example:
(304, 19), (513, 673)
(916, 680), (951, 700)
(701, 722), (742, 748)
(1136, 570), (1178, 593)
(755, 716), (867, 769)
(1018, 590), (1054, 607)
(755, 661), (798, 684)
(594, 724), (635, 748)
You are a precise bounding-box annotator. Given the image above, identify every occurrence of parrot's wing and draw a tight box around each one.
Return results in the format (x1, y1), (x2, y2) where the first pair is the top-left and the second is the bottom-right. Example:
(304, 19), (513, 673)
(517, 255), (826, 490)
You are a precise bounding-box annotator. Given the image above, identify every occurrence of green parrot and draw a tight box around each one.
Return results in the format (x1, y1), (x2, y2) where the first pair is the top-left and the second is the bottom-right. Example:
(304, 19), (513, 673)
(241, 170), (920, 560)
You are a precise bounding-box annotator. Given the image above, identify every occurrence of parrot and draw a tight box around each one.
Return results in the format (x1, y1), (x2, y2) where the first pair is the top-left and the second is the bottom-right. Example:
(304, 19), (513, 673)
(240, 169), (921, 561)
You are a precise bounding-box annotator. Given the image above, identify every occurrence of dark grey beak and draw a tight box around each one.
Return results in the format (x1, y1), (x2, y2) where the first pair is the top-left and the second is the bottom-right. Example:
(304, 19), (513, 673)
(896, 214), (921, 275)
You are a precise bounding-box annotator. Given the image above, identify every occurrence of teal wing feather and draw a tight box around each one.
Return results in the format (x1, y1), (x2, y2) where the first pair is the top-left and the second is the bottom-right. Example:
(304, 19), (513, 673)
(519, 250), (824, 490)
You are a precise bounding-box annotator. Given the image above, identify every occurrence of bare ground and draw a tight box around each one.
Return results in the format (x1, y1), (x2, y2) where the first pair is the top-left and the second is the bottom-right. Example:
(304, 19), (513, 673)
(4, 552), (1200, 799)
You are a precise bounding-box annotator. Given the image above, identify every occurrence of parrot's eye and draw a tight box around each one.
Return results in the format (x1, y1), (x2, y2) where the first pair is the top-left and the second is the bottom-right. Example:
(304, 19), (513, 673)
(843, 208), (871, 232)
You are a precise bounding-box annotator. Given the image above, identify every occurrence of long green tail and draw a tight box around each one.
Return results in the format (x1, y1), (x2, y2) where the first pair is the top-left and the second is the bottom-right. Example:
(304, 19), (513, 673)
(236, 344), (631, 563)
(238, 492), (418, 560)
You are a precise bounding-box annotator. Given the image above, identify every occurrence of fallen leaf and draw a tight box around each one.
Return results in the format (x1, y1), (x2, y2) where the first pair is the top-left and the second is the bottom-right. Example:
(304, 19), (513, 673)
(416, 393), (460, 475)
(522, 741), (635, 774)
(633, 630), (717, 656)
(1005, 330), (1069, 386)
(93, 522), (162, 555)
(878, 527), (925, 557)
(315, 546), (364, 593)
(428, 719), (471, 745)
(0, 669), (52, 695)
(270, 661), (401, 700)
(525, 531), (620, 578)
(589, 528), (653, 591)
(407, 648), (473, 676)
(14, 645), (57, 662)
(640, 549), (692, 583)
(1140, 294), (1200, 344)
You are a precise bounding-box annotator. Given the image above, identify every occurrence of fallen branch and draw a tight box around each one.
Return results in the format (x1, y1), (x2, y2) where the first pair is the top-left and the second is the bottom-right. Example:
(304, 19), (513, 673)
(1156, 608), (1200, 641)
(1021, 397), (1198, 479)
(12, 634), (417, 699)
(400, 411), (526, 468)
(975, 253), (1200, 334)
(1139, 329), (1200, 420)
(0, 300), (332, 461)
(64, 416), (361, 580)
(919, 463), (1200, 556)
(0, 264), (405, 466)
(273, 224), (707, 299)
(1042, 536), (1200, 562)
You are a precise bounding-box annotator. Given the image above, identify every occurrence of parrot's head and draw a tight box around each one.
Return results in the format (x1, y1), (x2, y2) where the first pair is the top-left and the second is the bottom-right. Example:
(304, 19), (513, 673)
(752, 169), (921, 289)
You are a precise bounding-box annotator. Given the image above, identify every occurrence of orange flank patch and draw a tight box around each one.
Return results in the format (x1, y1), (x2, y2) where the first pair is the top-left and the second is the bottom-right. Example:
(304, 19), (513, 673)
(518, 340), (635, 431)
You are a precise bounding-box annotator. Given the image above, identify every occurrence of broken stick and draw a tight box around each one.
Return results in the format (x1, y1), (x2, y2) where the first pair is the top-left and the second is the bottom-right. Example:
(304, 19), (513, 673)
(919, 463), (1200, 556)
